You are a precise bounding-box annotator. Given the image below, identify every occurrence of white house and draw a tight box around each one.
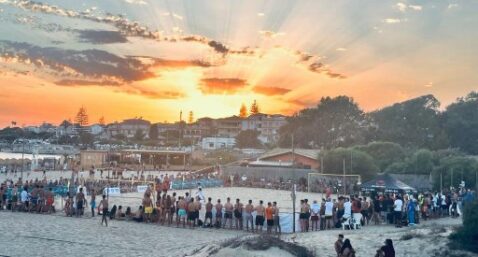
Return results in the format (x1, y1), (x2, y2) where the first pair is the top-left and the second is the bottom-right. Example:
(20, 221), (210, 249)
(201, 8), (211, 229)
(201, 137), (236, 150)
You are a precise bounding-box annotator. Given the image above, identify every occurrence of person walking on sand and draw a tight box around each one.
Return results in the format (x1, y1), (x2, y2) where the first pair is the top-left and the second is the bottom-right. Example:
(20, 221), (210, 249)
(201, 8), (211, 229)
(98, 195), (109, 227)
(76, 187), (85, 217)
(335, 234), (344, 257)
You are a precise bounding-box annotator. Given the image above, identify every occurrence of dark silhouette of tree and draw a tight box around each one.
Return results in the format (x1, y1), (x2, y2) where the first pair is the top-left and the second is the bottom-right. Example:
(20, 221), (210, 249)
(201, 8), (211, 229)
(235, 130), (262, 148)
(134, 129), (145, 141)
(99, 116), (105, 126)
(149, 124), (158, 140)
(239, 103), (248, 118)
(442, 92), (478, 154)
(75, 106), (89, 127)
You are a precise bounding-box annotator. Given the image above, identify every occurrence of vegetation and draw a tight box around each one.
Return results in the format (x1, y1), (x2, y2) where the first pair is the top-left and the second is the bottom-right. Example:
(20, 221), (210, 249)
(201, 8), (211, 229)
(250, 100), (260, 114)
(449, 200), (478, 253)
(239, 103), (248, 118)
(235, 130), (262, 149)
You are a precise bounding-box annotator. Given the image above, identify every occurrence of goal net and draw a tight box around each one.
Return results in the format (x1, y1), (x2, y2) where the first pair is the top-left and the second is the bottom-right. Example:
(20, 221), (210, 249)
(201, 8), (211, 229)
(307, 173), (361, 195)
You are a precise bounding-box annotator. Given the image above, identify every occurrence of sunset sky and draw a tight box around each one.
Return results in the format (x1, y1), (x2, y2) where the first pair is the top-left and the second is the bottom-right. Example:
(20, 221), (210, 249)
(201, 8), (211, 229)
(0, 0), (477, 127)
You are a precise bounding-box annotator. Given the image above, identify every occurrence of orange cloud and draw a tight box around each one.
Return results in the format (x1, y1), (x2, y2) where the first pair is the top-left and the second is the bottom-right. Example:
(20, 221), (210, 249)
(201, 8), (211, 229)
(199, 78), (247, 94)
(253, 86), (291, 96)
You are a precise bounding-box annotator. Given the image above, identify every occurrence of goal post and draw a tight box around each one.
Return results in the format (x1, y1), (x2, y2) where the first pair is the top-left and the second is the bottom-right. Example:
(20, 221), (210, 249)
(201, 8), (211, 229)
(307, 173), (361, 195)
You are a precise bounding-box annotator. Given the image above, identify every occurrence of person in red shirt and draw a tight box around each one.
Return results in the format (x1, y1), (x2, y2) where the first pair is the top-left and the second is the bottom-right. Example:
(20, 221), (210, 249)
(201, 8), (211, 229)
(265, 202), (274, 234)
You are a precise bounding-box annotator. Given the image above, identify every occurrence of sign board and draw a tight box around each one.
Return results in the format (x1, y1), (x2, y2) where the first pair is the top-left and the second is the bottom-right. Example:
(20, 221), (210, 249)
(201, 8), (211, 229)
(103, 187), (121, 196)
(137, 185), (149, 193)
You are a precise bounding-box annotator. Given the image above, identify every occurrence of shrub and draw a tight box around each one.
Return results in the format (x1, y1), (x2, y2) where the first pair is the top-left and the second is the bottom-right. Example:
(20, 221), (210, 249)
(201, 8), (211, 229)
(449, 200), (478, 253)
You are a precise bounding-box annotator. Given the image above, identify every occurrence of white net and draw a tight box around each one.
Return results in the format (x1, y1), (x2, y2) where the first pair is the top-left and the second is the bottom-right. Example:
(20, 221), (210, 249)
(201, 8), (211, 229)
(307, 173), (361, 195)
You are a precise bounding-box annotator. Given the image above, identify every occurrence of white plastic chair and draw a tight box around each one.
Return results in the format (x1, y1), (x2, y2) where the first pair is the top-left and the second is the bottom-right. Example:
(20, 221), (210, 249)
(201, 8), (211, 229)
(352, 213), (363, 229)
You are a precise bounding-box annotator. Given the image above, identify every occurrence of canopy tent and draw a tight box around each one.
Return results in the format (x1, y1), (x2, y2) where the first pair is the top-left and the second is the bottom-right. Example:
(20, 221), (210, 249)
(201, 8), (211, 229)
(361, 173), (417, 193)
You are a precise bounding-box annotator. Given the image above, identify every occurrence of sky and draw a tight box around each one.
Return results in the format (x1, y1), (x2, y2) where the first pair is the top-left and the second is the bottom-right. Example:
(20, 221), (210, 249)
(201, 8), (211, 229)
(0, 0), (477, 127)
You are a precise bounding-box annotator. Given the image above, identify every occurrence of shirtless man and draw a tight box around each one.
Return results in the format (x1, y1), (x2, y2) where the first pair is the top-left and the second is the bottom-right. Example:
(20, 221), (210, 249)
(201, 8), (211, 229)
(273, 202), (281, 234)
(265, 202), (274, 234)
(187, 198), (196, 228)
(304, 199), (311, 232)
(223, 197), (234, 229)
(205, 197), (213, 227)
(193, 196), (201, 226)
(215, 199), (223, 228)
(76, 187), (86, 217)
(299, 200), (307, 232)
(98, 195), (109, 226)
(255, 200), (265, 232)
(171, 192), (177, 224)
(142, 192), (153, 223)
(234, 199), (243, 230)
(244, 200), (254, 231)
(177, 197), (187, 228)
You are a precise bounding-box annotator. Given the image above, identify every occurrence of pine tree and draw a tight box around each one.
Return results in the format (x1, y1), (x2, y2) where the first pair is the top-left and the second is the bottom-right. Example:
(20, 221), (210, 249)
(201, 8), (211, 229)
(250, 100), (260, 115)
(99, 116), (105, 126)
(75, 106), (89, 127)
(188, 111), (194, 124)
(239, 103), (248, 118)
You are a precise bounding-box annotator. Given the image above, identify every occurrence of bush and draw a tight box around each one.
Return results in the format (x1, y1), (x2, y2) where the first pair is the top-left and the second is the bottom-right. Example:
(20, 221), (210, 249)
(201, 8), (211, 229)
(449, 200), (478, 253)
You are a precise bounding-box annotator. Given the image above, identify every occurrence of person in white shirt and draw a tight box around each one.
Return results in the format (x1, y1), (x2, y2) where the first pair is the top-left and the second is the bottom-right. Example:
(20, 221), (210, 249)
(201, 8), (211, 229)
(20, 186), (29, 210)
(310, 200), (321, 231)
(344, 198), (352, 219)
(393, 196), (403, 227)
(324, 198), (334, 230)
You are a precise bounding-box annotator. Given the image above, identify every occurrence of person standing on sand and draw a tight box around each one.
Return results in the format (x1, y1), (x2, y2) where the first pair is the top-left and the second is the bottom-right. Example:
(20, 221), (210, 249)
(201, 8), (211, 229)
(143, 191), (153, 223)
(272, 202), (281, 234)
(98, 195), (109, 226)
(310, 200), (320, 231)
(245, 200), (254, 231)
(90, 190), (96, 217)
(265, 202), (274, 234)
(255, 200), (265, 232)
(177, 197), (187, 228)
(299, 200), (307, 232)
(205, 197), (213, 227)
(76, 187), (85, 217)
(215, 199), (223, 228)
(234, 199), (243, 230)
(224, 197), (233, 229)
(335, 234), (344, 257)
(304, 199), (311, 232)
(393, 195), (403, 228)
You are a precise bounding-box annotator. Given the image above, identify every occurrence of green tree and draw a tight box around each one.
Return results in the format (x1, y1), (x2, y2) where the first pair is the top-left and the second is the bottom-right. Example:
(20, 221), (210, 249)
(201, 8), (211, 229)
(279, 96), (368, 149)
(235, 130), (262, 148)
(370, 95), (446, 149)
(79, 132), (94, 147)
(149, 124), (158, 140)
(322, 147), (379, 180)
(354, 141), (405, 172)
(432, 155), (478, 190)
(442, 92), (478, 154)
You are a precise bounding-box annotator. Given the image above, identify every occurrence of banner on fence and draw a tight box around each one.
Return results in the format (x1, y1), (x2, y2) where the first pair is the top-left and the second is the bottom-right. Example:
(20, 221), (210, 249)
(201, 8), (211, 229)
(104, 187), (121, 196)
(137, 185), (149, 193)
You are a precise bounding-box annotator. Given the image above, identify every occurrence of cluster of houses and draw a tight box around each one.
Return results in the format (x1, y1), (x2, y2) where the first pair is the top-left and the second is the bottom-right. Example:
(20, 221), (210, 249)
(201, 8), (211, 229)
(23, 113), (287, 150)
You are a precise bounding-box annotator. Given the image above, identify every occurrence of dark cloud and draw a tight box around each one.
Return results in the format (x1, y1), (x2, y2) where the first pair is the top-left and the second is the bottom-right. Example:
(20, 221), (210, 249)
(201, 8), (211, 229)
(76, 30), (128, 44)
(253, 86), (291, 96)
(55, 79), (122, 86)
(120, 87), (185, 99)
(0, 40), (154, 82)
(199, 78), (247, 94)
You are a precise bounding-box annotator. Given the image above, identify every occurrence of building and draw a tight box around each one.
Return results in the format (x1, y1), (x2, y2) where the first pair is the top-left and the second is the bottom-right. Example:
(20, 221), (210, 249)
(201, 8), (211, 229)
(88, 124), (104, 135)
(216, 116), (242, 138)
(242, 113), (287, 143)
(107, 118), (151, 139)
(201, 137), (236, 150)
(56, 120), (77, 137)
(257, 148), (321, 169)
(79, 150), (108, 169)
